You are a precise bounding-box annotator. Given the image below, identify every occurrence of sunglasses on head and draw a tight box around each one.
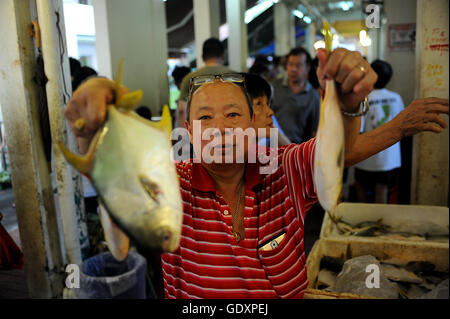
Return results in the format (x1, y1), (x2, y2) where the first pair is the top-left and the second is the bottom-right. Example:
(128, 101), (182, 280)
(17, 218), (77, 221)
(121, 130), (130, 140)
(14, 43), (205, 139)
(188, 73), (246, 94)
(186, 73), (253, 122)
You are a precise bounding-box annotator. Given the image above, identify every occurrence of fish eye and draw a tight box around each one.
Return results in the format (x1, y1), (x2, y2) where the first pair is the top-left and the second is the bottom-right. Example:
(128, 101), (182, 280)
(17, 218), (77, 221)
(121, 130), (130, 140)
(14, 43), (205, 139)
(139, 175), (162, 203)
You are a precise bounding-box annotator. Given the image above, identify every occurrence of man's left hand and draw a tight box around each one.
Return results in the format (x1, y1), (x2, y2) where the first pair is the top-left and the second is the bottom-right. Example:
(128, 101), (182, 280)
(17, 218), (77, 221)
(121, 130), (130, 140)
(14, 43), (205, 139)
(317, 48), (378, 111)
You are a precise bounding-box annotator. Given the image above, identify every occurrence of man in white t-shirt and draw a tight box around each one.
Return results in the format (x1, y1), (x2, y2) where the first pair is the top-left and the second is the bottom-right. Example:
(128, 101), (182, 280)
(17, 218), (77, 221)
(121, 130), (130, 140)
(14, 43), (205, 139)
(354, 60), (404, 203)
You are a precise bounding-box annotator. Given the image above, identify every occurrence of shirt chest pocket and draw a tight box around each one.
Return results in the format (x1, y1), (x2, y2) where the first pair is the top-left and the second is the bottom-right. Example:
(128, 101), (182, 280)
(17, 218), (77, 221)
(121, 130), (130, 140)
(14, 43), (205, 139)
(258, 227), (293, 277)
(257, 226), (306, 297)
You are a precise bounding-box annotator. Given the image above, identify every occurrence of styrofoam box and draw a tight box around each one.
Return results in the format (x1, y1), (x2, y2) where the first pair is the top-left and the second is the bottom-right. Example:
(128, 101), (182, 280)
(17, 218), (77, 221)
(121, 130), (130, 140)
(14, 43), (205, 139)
(320, 203), (449, 247)
(305, 238), (449, 299)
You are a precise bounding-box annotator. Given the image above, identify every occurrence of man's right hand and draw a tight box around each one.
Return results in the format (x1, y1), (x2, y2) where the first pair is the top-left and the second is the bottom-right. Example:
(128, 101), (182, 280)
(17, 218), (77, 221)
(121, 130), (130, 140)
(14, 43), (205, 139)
(64, 77), (128, 154)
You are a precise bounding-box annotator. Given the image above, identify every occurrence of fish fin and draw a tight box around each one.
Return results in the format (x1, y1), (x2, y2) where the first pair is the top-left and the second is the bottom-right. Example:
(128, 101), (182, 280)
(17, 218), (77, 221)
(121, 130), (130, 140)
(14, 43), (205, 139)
(113, 59), (144, 111)
(137, 104), (172, 138)
(322, 20), (333, 55)
(117, 90), (143, 111)
(126, 104), (173, 139)
(99, 203), (130, 261)
(115, 58), (124, 88)
(158, 104), (173, 137)
(114, 58), (126, 104)
(58, 131), (101, 174)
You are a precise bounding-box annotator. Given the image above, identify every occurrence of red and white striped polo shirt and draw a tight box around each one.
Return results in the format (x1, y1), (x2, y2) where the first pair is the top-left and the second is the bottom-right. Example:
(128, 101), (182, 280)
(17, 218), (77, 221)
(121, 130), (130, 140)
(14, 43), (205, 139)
(161, 138), (317, 299)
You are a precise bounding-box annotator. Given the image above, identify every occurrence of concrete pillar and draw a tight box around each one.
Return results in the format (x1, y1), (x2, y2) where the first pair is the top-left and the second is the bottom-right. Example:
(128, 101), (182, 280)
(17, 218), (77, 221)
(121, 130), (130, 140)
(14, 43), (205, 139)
(193, 0), (220, 68)
(367, 27), (379, 62)
(411, 0), (449, 206)
(0, 0), (65, 298)
(226, 0), (248, 72)
(305, 23), (317, 57)
(367, 12), (387, 63)
(378, 17), (387, 61)
(382, 0), (416, 105)
(37, 0), (90, 264)
(93, 0), (169, 115)
(274, 1), (296, 56)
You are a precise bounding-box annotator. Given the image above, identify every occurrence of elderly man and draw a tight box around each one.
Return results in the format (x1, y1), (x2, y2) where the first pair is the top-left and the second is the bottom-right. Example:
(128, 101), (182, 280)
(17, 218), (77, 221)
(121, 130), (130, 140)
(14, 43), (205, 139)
(64, 47), (447, 299)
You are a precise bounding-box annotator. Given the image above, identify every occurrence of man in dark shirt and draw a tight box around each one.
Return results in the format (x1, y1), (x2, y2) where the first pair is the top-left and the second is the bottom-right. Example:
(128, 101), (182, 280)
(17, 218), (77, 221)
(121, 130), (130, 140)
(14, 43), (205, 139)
(271, 47), (320, 144)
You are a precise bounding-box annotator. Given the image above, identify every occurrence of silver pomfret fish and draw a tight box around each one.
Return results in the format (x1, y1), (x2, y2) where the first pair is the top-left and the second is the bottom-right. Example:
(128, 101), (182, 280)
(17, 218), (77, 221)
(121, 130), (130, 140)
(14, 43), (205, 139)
(59, 61), (182, 260)
(313, 21), (345, 212)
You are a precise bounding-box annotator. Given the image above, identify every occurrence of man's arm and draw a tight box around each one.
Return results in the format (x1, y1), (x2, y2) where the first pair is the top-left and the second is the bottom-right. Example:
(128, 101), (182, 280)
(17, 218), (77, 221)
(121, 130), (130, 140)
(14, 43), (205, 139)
(345, 97), (449, 167)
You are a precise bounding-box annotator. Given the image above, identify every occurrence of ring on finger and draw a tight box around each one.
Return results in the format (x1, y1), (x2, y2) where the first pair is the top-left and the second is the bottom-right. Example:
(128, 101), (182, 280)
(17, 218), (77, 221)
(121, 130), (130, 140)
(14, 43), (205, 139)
(357, 64), (367, 75)
(74, 118), (86, 130)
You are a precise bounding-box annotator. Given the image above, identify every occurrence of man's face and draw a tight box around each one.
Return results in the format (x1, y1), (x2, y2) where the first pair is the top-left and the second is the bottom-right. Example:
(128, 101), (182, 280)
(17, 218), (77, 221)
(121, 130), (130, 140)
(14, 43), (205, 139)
(186, 81), (253, 164)
(286, 54), (310, 84)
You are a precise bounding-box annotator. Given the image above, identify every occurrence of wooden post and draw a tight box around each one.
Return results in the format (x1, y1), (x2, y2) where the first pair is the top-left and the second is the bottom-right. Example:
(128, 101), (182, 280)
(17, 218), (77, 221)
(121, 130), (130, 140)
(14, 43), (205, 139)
(36, 0), (90, 264)
(0, 0), (65, 298)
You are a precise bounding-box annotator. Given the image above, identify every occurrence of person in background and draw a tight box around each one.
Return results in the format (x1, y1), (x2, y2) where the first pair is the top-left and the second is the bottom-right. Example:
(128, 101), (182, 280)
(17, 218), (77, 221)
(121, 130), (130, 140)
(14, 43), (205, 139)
(69, 57), (81, 85)
(245, 73), (291, 146)
(248, 62), (270, 80)
(248, 55), (276, 82)
(0, 211), (24, 270)
(135, 106), (153, 120)
(353, 60), (404, 203)
(69, 57), (98, 92)
(273, 55), (287, 82)
(270, 55), (282, 81)
(177, 37), (234, 128)
(309, 57), (322, 96)
(72, 66), (98, 92)
(271, 47), (320, 144)
(171, 66), (191, 128)
(172, 66), (191, 91)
